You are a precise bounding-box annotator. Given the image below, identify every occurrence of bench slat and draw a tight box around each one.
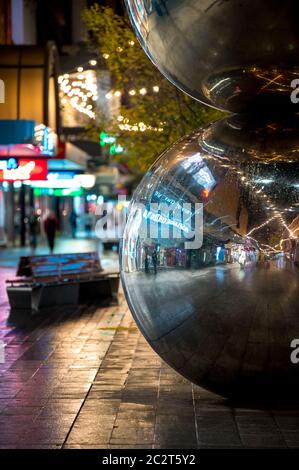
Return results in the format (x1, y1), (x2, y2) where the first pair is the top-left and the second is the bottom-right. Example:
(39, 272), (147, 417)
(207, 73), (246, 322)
(17, 252), (104, 279)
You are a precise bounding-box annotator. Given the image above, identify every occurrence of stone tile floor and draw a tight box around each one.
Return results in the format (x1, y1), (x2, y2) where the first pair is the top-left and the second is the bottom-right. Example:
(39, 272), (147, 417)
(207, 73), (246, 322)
(1, 265), (299, 448)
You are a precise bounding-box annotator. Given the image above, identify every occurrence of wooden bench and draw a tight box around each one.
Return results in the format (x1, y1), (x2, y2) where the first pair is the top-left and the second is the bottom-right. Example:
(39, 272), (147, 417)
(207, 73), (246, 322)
(6, 252), (120, 314)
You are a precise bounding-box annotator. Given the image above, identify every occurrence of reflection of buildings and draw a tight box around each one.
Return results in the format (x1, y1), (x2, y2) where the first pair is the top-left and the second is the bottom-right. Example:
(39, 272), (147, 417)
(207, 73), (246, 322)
(123, 129), (299, 274)
(123, 147), (250, 273)
(281, 215), (299, 262)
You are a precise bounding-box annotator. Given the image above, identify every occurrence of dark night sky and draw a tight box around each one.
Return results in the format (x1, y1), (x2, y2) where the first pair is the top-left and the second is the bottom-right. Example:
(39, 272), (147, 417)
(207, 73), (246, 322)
(36, 0), (124, 49)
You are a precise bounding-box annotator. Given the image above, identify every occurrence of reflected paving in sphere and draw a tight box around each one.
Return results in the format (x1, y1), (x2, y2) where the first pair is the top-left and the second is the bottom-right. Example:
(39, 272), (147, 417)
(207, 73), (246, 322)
(120, 115), (299, 398)
(125, 0), (299, 113)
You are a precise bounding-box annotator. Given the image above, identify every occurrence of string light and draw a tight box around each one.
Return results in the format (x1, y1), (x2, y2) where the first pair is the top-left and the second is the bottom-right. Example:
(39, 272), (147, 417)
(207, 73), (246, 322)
(200, 151), (293, 243)
(105, 86), (160, 100)
(247, 215), (280, 236)
(118, 119), (163, 133)
(59, 69), (97, 119)
(59, 43), (162, 127)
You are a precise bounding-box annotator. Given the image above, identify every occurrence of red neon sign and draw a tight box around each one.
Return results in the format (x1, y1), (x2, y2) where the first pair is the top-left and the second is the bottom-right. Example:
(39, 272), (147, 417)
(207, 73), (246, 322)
(0, 159), (48, 181)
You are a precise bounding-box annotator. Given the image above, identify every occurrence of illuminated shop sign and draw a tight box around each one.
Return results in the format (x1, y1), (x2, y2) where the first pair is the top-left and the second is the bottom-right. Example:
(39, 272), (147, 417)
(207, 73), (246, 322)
(28, 173), (95, 189)
(29, 179), (79, 189)
(0, 126), (57, 158)
(54, 188), (83, 197)
(34, 125), (57, 156)
(0, 158), (48, 182)
(47, 172), (76, 180)
(33, 188), (83, 197)
(0, 143), (44, 158)
(110, 144), (124, 155)
(100, 131), (116, 146)
(100, 132), (124, 156)
(74, 174), (96, 188)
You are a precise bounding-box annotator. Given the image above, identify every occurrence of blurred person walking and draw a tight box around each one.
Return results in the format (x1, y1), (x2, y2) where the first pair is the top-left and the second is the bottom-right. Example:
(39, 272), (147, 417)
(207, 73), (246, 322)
(44, 211), (58, 254)
(85, 211), (93, 238)
(152, 248), (158, 275)
(70, 210), (78, 239)
(28, 209), (39, 254)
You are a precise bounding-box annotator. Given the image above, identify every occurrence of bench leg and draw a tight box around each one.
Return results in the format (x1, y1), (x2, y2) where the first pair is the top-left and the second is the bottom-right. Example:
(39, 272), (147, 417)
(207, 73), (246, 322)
(31, 284), (80, 314)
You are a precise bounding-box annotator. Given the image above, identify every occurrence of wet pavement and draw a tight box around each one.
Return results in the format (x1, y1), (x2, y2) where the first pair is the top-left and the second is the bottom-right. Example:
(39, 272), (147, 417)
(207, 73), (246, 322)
(1, 243), (299, 448)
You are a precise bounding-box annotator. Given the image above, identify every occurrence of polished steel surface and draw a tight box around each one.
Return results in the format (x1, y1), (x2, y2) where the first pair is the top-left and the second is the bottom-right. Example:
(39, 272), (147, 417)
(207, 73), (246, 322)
(125, 0), (299, 113)
(120, 115), (299, 398)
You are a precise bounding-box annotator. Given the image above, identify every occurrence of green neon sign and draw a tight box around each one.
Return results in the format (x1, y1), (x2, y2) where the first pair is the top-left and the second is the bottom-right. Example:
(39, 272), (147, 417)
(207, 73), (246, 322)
(100, 131), (116, 146)
(110, 144), (124, 155)
(34, 188), (83, 197)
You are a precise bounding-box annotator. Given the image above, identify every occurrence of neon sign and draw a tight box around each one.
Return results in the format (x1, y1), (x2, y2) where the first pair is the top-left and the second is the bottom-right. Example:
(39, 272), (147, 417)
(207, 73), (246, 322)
(100, 131), (116, 146)
(110, 144), (124, 155)
(33, 188), (83, 197)
(0, 159), (48, 182)
(34, 124), (57, 156)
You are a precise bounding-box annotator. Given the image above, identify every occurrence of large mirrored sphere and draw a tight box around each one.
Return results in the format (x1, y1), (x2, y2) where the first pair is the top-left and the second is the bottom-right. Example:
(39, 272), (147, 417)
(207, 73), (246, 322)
(120, 115), (299, 398)
(125, 0), (299, 113)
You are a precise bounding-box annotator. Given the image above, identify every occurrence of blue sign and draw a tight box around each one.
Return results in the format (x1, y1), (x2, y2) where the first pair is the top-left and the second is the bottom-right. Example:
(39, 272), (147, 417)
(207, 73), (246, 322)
(0, 120), (35, 145)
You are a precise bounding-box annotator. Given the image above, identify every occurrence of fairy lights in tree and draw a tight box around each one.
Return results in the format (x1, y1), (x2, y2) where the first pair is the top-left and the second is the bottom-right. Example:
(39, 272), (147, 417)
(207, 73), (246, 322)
(58, 38), (161, 128)
(58, 70), (97, 119)
(58, 66), (161, 132)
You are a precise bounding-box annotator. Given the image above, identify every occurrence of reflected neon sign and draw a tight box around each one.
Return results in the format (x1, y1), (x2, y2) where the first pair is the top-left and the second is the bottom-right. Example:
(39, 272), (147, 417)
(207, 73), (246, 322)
(143, 209), (190, 234)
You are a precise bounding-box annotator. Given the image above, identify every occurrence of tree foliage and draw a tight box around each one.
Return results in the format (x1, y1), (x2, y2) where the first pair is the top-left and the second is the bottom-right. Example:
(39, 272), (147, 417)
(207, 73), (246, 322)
(82, 5), (223, 174)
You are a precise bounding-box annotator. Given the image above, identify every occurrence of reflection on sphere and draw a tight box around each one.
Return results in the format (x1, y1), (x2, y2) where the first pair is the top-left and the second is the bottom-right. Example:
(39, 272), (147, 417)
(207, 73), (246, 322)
(125, 0), (299, 113)
(120, 116), (299, 398)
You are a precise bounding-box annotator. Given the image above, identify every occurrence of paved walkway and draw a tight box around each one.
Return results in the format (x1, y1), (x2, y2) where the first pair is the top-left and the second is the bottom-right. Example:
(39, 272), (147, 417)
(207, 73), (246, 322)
(1, 243), (299, 448)
(1, 288), (299, 448)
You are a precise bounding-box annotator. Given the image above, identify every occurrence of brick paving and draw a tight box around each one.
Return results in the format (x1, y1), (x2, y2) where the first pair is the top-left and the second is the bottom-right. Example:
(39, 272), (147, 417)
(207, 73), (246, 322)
(1, 265), (299, 448)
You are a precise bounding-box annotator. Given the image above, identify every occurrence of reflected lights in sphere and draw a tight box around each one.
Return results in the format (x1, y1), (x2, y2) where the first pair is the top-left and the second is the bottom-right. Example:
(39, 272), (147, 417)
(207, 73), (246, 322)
(125, 0), (299, 113)
(120, 115), (299, 398)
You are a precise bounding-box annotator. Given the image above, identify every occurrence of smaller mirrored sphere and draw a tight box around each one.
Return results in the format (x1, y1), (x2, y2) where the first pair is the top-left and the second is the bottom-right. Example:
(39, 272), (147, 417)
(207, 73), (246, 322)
(120, 115), (299, 398)
(125, 0), (299, 113)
